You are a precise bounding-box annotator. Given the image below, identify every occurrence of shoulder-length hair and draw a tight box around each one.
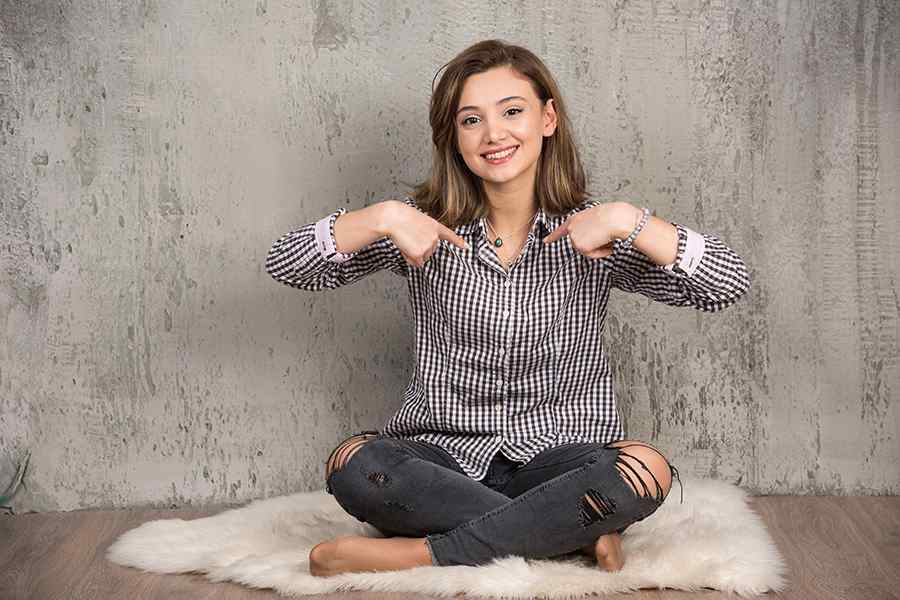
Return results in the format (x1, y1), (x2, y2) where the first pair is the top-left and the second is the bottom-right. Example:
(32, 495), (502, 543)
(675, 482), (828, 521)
(409, 39), (589, 229)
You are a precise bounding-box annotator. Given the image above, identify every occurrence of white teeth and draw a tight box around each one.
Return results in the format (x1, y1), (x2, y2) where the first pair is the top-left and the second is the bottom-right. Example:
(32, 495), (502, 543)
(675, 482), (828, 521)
(484, 146), (517, 160)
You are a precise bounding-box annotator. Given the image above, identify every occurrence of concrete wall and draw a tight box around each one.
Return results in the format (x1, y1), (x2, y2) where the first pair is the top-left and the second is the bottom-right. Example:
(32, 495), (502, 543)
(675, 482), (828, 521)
(1, 0), (897, 512)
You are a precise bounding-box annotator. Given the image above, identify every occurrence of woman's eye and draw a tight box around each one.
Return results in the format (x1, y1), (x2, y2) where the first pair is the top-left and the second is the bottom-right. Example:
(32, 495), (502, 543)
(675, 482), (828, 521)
(460, 107), (524, 127)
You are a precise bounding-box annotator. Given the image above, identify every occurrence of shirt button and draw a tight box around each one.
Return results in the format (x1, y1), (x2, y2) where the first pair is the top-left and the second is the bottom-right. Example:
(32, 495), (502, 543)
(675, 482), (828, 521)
(496, 379), (504, 388)
(504, 280), (511, 288)
(503, 309), (510, 318)
(498, 348), (505, 356)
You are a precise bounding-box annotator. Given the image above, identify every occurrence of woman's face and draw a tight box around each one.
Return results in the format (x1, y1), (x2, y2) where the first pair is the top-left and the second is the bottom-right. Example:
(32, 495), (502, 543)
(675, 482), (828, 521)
(455, 66), (557, 193)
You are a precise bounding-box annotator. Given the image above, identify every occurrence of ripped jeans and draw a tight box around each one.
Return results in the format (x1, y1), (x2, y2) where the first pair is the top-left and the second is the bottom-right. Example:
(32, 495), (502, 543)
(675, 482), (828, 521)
(325, 431), (683, 567)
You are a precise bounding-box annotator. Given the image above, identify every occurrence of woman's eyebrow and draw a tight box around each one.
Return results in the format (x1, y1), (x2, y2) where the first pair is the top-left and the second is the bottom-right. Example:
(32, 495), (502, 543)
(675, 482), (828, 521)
(456, 96), (527, 115)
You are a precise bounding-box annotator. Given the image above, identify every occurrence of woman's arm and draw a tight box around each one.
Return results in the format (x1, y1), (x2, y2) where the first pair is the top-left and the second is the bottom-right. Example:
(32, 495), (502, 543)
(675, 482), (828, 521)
(331, 201), (396, 254)
(605, 203), (751, 312)
(615, 205), (679, 268)
(265, 196), (412, 291)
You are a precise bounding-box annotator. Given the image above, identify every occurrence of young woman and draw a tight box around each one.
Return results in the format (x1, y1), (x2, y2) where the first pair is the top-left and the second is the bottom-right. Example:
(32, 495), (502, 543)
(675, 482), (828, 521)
(265, 40), (750, 577)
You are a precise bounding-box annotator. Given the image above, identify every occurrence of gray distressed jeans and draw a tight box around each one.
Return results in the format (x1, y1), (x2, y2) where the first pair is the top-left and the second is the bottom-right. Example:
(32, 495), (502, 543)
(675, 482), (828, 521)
(325, 430), (683, 567)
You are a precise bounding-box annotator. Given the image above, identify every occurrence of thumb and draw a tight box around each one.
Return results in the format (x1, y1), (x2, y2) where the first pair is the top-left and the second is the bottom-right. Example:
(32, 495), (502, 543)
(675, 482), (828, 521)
(543, 221), (569, 245)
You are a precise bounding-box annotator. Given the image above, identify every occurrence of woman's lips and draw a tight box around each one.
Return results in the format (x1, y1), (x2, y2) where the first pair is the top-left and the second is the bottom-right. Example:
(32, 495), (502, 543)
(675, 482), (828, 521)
(482, 145), (519, 165)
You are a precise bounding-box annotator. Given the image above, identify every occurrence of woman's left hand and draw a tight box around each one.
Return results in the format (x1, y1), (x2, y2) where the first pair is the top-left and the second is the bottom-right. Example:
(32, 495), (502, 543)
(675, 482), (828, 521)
(543, 201), (638, 259)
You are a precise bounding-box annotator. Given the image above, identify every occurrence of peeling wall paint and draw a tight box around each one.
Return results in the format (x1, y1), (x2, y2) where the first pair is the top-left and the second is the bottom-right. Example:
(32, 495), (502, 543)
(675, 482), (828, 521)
(1, 0), (897, 512)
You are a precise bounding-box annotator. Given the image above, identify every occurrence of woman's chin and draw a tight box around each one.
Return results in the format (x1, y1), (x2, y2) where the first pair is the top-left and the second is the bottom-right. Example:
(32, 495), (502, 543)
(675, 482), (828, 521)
(480, 169), (527, 185)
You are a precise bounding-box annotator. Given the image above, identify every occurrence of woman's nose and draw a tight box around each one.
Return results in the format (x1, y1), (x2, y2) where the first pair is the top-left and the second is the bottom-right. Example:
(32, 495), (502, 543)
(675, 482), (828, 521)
(483, 119), (508, 143)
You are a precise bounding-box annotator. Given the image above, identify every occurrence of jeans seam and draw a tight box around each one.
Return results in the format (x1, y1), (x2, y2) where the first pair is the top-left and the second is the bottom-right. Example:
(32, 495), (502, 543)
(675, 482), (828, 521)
(424, 537), (437, 566)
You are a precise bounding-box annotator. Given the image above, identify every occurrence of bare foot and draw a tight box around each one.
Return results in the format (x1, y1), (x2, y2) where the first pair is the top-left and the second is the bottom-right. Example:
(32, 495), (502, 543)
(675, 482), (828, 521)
(309, 535), (432, 577)
(591, 531), (625, 571)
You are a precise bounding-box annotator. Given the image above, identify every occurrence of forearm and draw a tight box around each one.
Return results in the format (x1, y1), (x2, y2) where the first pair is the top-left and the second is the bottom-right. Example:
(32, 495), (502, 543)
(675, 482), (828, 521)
(607, 202), (750, 312)
(616, 203), (678, 267)
(333, 201), (396, 254)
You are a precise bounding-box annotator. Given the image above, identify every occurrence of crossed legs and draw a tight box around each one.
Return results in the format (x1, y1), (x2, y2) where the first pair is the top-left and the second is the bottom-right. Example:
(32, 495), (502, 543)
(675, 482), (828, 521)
(324, 434), (676, 511)
(312, 434), (678, 576)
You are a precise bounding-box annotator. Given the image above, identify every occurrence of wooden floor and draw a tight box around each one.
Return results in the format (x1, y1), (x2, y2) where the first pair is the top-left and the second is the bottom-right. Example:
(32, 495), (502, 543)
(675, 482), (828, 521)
(1, 496), (898, 600)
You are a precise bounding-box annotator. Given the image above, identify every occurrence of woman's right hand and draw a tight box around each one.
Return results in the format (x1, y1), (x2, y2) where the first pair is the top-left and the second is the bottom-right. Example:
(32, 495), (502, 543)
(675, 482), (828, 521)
(382, 200), (470, 269)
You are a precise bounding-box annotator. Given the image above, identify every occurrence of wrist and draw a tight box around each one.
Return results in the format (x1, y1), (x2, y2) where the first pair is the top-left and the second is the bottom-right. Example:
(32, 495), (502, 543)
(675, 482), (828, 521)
(372, 200), (399, 237)
(617, 203), (643, 240)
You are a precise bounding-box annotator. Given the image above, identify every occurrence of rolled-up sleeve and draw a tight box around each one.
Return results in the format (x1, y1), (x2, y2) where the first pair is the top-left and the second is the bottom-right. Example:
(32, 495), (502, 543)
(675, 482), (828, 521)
(264, 196), (412, 291)
(313, 208), (360, 264)
(606, 221), (751, 312)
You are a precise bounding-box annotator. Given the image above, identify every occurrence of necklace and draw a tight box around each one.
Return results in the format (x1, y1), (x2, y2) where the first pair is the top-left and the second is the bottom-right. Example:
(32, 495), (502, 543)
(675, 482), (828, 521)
(485, 210), (538, 248)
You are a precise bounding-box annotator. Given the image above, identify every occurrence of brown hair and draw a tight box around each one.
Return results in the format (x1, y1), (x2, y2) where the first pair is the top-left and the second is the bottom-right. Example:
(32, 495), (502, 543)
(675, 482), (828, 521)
(408, 39), (589, 229)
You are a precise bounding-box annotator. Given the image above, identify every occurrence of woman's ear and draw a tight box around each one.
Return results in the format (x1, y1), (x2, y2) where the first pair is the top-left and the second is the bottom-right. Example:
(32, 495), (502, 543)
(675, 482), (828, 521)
(543, 98), (558, 136)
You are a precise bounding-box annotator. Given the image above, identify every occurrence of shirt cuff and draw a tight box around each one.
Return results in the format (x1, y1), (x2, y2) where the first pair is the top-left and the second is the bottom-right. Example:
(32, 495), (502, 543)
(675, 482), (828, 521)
(314, 208), (358, 263)
(661, 223), (705, 277)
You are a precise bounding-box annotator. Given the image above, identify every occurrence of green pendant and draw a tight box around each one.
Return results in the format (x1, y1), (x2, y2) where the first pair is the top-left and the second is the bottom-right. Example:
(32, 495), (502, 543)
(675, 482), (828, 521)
(494, 238), (503, 247)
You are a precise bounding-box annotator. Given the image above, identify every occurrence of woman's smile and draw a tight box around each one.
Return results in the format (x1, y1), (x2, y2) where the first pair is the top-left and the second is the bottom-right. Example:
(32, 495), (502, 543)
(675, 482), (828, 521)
(481, 144), (519, 165)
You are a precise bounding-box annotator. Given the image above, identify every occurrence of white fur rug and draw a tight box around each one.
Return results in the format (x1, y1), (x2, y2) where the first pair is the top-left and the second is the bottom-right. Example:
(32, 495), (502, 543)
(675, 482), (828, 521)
(106, 476), (787, 598)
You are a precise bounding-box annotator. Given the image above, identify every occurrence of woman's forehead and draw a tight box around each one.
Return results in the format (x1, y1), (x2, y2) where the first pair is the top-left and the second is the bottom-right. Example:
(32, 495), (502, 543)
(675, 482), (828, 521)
(458, 68), (535, 106)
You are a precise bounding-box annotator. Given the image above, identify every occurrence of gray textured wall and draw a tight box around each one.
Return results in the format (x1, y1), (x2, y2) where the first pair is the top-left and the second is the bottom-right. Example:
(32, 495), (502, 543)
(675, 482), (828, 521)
(1, 0), (897, 513)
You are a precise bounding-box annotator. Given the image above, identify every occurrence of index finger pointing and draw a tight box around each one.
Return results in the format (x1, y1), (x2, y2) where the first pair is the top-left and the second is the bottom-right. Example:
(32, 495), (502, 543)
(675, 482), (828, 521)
(542, 221), (569, 245)
(439, 226), (471, 250)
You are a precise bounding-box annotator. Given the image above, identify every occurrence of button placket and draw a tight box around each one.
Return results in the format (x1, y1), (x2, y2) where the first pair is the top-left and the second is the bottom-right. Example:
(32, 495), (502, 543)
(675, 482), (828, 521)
(497, 278), (514, 430)
(502, 283), (513, 388)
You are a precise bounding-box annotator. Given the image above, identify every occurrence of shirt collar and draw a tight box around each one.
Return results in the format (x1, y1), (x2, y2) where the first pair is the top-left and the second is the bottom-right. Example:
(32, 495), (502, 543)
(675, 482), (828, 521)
(454, 206), (564, 240)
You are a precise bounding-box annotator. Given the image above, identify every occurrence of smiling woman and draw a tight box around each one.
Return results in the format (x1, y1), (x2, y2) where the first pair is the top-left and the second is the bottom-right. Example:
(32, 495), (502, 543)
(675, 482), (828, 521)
(265, 38), (750, 577)
(454, 69), (555, 214)
(413, 44), (589, 235)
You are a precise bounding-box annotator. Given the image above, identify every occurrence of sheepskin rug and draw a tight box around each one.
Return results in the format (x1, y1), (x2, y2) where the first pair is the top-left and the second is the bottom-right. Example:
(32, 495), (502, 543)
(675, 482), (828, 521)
(106, 476), (787, 598)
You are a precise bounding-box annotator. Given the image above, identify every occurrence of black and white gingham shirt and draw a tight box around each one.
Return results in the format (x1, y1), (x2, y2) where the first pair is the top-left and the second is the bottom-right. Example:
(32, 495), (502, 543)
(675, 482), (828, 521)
(265, 194), (750, 481)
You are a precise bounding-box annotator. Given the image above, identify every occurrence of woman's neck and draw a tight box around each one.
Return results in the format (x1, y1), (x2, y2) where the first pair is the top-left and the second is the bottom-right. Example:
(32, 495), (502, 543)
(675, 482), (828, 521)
(484, 189), (538, 234)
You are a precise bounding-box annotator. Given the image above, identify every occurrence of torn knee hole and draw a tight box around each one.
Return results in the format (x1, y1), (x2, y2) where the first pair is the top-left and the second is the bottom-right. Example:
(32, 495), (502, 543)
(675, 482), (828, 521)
(579, 488), (617, 526)
(615, 452), (665, 502)
(326, 436), (375, 478)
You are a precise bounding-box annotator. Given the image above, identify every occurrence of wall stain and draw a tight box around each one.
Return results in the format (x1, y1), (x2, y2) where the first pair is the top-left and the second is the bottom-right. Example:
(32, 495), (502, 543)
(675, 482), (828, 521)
(313, 1), (348, 50)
